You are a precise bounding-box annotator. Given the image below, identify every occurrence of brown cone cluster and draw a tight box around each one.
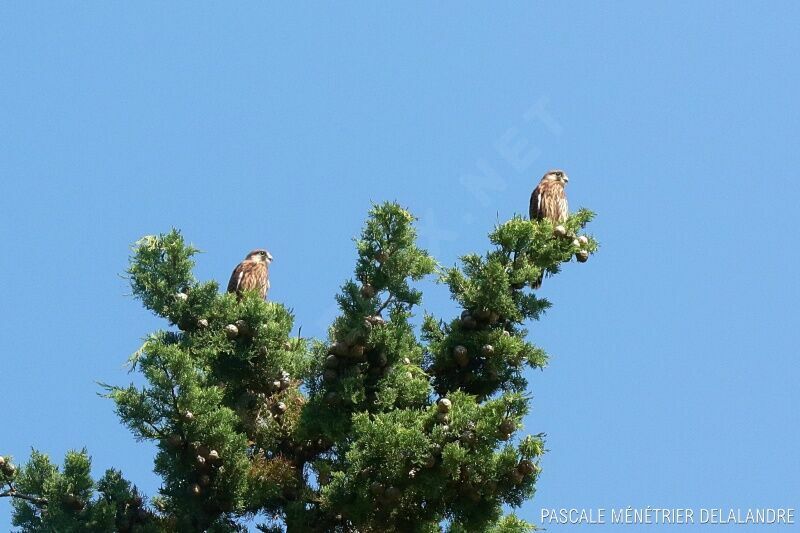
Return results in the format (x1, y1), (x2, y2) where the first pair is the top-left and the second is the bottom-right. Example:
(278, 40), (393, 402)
(323, 312), (389, 408)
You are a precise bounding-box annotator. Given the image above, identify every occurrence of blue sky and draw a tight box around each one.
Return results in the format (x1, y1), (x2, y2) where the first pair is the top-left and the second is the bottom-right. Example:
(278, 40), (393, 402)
(2, 2), (799, 530)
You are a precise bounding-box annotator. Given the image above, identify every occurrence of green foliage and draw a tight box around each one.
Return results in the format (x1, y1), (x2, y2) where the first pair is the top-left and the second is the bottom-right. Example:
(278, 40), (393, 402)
(429, 210), (596, 399)
(354, 203), (438, 309)
(7, 450), (158, 532)
(4, 201), (596, 532)
(127, 230), (203, 322)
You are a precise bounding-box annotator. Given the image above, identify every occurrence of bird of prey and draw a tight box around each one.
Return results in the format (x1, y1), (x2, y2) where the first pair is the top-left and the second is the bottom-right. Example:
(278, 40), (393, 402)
(227, 249), (272, 300)
(529, 169), (569, 223)
(529, 169), (569, 288)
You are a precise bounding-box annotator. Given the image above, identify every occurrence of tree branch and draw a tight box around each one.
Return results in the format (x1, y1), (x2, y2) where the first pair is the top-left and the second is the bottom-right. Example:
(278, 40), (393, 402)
(0, 486), (48, 507)
(154, 358), (186, 440)
(375, 295), (395, 315)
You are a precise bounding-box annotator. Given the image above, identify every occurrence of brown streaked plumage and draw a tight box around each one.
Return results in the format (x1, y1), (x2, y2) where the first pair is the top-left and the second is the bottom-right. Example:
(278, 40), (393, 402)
(529, 169), (569, 223)
(529, 169), (569, 288)
(227, 249), (272, 300)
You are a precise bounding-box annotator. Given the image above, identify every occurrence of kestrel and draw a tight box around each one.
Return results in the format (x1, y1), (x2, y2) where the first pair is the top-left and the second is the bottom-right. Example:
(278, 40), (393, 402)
(227, 249), (272, 300)
(530, 170), (569, 288)
(529, 169), (569, 223)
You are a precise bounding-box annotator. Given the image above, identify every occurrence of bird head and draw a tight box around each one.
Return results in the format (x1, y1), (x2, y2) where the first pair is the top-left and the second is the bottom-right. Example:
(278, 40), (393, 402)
(542, 169), (569, 185)
(246, 249), (273, 264)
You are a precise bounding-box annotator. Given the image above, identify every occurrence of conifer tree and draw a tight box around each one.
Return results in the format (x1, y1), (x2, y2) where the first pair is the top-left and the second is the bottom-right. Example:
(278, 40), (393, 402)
(2, 202), (597, 532)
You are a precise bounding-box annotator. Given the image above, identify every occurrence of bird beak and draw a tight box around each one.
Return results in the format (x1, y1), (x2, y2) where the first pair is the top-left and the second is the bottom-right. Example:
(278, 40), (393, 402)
(563, 176), (569, 183)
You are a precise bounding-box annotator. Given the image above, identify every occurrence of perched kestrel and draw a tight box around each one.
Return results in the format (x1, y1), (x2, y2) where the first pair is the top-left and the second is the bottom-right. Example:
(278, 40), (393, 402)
(227, 249), (272, 300)
(529, 169), (569, 223)
(529, 169), (569, 288)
